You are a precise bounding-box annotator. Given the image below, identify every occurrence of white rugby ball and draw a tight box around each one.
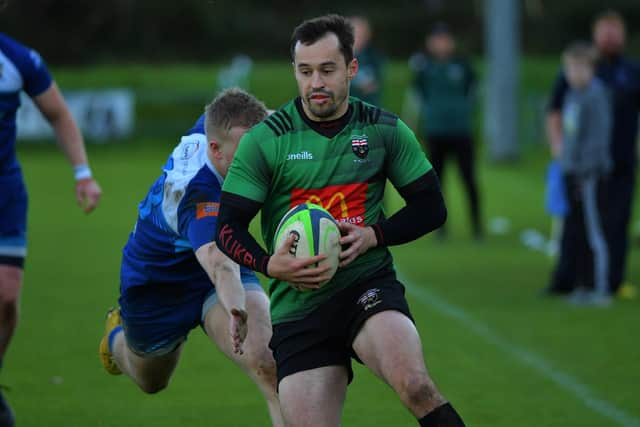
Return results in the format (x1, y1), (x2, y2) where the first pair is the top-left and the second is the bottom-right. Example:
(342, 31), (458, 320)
(273, 203), (341, 288)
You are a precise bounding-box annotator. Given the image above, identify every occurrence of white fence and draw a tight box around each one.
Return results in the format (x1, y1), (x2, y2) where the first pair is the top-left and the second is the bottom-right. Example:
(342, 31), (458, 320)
(17, 89), (135, 142)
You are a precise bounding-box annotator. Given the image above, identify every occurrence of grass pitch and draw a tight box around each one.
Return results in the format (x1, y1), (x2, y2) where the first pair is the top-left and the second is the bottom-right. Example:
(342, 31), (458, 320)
(6, 60), (640, 426)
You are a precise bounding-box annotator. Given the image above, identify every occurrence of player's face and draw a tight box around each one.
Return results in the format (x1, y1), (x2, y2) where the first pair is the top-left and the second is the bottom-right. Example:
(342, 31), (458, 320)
(293, 33), (357, 121)
(211, 126), (249, 177)
(593, 20), (625, 56)
(564, 59), (594, 89)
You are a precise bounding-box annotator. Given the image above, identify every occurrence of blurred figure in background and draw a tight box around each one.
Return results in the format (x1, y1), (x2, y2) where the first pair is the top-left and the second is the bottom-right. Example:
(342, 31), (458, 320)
(410, 23), (482, 240)
(548, 42), (612, 305)
(349, 16), (384, 106)
(0, 33), (101, 426)
(546, 10), (640, 299)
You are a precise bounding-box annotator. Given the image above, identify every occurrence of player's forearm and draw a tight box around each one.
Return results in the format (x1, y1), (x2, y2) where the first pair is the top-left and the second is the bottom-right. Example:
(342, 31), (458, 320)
(217, 192), (271, 276)
(372, 170), (447, 246)
(34, 83), (92, 177)
(52, 114), (95, 181)
(213, 265), (246, 315)
(196, 243), (246, 314)
(51, 112), (88, 165)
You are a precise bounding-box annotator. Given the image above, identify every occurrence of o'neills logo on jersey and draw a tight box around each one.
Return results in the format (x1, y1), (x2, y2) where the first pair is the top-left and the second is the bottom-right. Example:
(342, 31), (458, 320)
(287, 151), (314, 161)
(290, 183), (368, 226)
(181, 141), (200, 160)
(351, 135), (369, 159)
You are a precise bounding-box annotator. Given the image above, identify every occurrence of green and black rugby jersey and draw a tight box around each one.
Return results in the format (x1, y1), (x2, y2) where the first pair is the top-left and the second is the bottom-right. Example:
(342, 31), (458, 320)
(222, 96), (432, 324)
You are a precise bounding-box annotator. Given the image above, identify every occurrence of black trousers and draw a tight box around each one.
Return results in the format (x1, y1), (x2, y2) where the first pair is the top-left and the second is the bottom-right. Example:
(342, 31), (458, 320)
(549, 175), (609, 293)
(426, 134), (482, 236)
(605, 167), (637, 292)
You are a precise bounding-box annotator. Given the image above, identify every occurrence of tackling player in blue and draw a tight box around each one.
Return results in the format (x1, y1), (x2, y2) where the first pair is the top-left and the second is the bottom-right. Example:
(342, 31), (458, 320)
(99, 88), (283, 426)
(0, 32), (102, 426)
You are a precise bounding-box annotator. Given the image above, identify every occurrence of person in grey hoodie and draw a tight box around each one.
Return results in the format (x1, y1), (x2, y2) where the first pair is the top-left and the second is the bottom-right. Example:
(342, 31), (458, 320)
(551, 41), (612, 305)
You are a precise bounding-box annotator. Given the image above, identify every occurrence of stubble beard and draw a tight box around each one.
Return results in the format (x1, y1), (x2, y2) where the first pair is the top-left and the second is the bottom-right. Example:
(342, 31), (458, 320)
(305, 85), (349, 120)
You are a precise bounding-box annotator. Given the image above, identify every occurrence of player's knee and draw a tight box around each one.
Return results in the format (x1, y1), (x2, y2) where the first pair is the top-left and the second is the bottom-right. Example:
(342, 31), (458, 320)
(0, 292), (19, 307)
(400, 374), (443, 409)
(0, 270), (22, 305)
(246, 345), (277, 387)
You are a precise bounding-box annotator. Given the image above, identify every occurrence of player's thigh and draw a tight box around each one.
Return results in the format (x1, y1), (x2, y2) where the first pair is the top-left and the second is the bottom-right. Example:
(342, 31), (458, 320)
(0, 177), (27, 302)
(353, 309), (431, 388)
(279, 365), (348, 427)
(204, 286), (271, 360)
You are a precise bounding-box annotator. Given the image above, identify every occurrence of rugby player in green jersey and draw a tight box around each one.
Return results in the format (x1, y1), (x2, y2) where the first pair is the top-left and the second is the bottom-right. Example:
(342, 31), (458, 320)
(216, 14), (466, 427)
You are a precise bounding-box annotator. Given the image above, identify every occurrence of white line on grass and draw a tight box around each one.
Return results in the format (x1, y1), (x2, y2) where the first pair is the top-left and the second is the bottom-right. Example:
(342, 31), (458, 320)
(404, 280), (640, 427)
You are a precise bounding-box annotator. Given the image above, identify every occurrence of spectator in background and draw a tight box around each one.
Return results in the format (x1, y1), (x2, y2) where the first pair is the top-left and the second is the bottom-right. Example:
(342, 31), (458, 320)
(410, 23), (482, 240)
(549, 42), (612, 305)
(348, 16), (384, 106)
(546, 10), (640, 298)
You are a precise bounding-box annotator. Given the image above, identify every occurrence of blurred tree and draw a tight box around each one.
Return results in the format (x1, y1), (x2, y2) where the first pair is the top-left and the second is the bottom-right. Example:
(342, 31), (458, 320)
(0, 0), (637, 64)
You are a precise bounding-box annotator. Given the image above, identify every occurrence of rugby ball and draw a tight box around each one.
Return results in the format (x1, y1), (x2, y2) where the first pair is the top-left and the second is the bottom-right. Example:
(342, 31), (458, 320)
(273, 203), (341, 288)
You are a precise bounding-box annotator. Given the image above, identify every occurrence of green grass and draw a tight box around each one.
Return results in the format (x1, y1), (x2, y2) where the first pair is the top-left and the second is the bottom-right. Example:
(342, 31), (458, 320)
(6, 61), (640, 426)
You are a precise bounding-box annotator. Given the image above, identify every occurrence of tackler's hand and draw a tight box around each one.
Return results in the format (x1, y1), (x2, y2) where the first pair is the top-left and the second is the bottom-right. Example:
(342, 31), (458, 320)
(229, 307), (248, 355)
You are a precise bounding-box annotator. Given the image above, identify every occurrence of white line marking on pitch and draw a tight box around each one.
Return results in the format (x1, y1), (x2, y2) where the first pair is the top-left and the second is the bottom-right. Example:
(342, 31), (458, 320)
(405, 281), (640, 427)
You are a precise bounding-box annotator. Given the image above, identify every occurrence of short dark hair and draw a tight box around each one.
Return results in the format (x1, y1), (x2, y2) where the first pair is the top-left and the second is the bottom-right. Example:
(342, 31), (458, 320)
(430, 22), (451, 37)
(290, 14), (355, 65)
(205, 87), (267, 142)
(594, 9), (626, 30)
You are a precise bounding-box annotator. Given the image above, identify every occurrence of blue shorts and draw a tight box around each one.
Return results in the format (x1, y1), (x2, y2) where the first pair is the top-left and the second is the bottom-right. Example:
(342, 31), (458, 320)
(0, 174), (28, 268)
(119, 279), (264, 357)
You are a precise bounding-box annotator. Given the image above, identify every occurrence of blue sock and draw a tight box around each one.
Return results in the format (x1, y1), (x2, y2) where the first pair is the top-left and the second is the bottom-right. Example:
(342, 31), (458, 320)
(108, 326), (123, 353)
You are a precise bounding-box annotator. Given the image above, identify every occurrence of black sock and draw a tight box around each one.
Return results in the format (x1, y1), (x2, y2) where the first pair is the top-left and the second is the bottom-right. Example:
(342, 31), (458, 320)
(418, 403), (465, 426)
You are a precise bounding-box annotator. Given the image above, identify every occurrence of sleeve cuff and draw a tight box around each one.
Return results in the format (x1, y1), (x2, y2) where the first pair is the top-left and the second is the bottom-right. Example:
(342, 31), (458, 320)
(372, 223), (384, 247)
(259, 255), (271, 277)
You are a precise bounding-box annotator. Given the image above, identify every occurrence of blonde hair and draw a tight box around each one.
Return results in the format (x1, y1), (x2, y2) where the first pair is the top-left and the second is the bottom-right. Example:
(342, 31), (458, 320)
(204, 87), (267, 142)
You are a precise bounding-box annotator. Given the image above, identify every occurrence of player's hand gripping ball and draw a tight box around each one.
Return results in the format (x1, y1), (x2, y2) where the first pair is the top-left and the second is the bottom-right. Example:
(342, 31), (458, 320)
(273, 203), (341, 290)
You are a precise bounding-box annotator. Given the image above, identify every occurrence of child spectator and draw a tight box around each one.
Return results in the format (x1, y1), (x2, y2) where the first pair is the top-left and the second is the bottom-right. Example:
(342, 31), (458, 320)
(549, 41), (612, 305)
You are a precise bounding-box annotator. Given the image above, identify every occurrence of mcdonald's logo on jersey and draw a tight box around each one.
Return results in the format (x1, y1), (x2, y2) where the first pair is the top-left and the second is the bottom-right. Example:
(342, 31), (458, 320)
(290, 183), (368, 226)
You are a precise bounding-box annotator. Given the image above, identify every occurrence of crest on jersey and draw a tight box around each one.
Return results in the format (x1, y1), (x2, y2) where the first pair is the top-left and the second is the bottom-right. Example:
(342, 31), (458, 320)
(351, 135), (369, 159)
(357, 288), (382, 311)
